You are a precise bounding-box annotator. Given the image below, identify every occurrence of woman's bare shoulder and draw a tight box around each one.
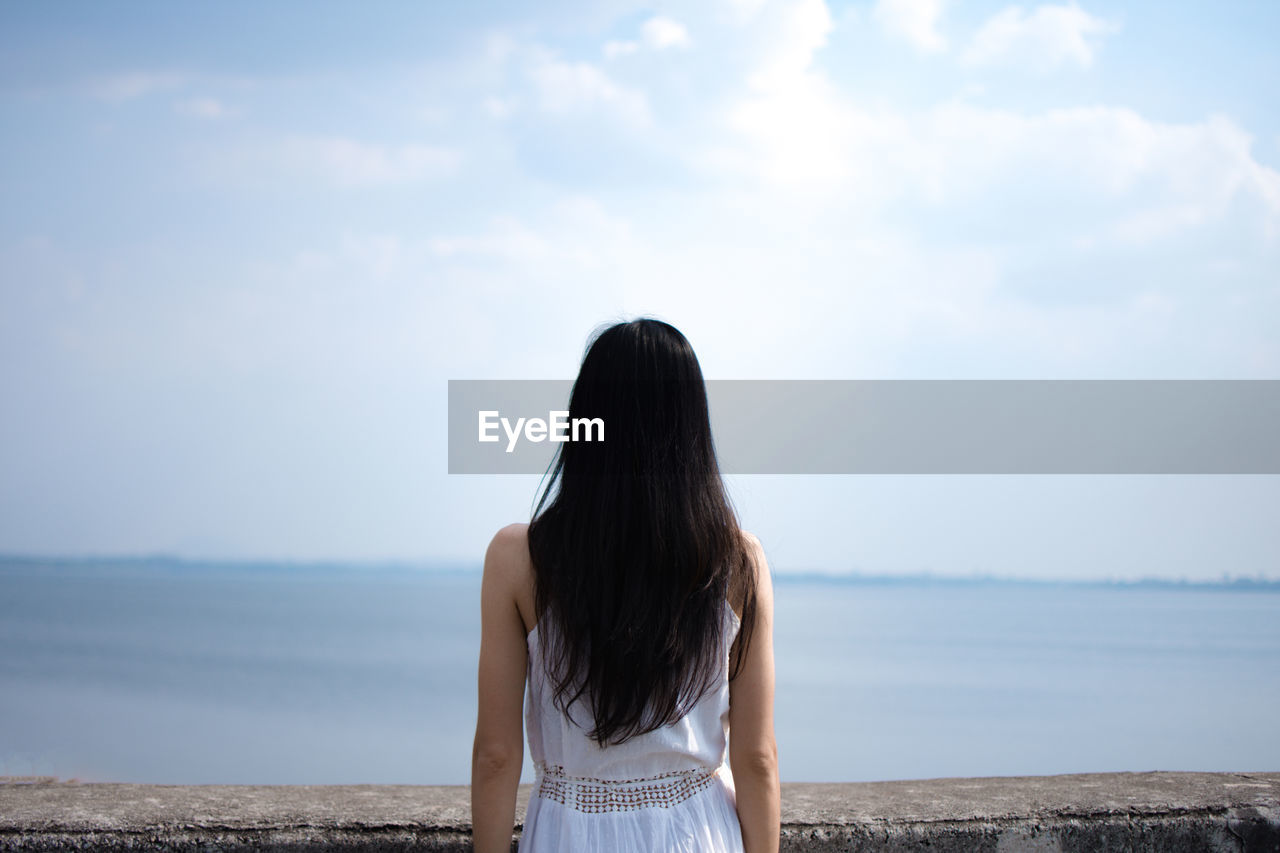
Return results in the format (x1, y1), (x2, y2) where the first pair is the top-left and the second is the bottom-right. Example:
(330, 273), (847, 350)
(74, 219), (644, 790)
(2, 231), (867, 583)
(484, 523), (536, 634)
(730, 529), (770, 620)
(489, 522), (529, 549)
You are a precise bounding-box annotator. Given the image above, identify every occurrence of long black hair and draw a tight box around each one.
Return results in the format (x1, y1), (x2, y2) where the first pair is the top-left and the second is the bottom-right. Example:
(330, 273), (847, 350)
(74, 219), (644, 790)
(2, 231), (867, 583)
(527, 318), (757, 747)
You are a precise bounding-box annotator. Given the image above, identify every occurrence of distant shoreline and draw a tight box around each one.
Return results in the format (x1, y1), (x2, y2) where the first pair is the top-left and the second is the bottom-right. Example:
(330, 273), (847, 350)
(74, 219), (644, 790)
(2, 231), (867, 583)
(1, 553), (1277, 590)
(772, 571), (1280, 591)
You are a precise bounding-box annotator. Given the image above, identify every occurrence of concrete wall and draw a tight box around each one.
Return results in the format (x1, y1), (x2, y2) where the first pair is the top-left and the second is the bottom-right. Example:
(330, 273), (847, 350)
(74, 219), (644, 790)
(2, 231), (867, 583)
(2, 771), (1277, 851)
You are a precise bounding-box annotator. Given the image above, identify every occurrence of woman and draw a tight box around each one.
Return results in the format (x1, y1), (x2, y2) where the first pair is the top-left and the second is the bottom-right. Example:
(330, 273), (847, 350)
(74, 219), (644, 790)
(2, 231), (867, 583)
(471, 318), (779, 853)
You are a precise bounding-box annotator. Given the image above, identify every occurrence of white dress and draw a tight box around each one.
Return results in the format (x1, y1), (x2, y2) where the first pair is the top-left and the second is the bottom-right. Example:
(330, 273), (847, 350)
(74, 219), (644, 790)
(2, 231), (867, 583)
(519, 600), (745, 852)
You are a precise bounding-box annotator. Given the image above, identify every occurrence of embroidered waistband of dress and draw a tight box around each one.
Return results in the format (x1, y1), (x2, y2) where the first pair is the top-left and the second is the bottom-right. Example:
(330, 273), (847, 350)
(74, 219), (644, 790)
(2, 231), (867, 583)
(533, 761), (721, 813)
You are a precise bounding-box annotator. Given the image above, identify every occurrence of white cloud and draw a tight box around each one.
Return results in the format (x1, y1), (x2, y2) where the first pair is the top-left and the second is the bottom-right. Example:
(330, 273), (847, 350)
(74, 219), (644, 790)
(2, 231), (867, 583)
(723, 0), (769, 23)
(336, 232), (403, 279)
(427, 197), (635, 268)
(701, 0), (880, 190)
(746, 0), (833, 92)
(295, 138), (459, 187)
(962, 3), (1119, 70)
(708, 32), (1280, 242)
(89, 71), (188, 101)
(873, 0), (948, 53)
(225, 136), (461, 188)
(641, 16), (692, 50)
(603, 40), (640, 59)
(715, 75), (890, 188)
(696, 3), (1275, 216)
(481, 96), (513, 119)
(271, 232), (405, 282)
(929, 106), (1280, 215)
(603, 15), (691, 59)
(428, 217), (556, 262)
(174, 97), (232, 120)
(1106, 204), (1209, 245)
(526, 48), (650, 125)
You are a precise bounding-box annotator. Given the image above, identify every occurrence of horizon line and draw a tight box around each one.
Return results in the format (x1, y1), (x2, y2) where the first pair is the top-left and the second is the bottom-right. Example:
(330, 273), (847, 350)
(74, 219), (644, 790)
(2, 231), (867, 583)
(1, 552), (1276, 589)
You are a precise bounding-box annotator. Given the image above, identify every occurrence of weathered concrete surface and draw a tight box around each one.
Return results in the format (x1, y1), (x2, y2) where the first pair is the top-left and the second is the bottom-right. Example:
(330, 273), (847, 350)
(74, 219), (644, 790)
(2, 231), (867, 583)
(777, 772), (1280, 852)
(1, 771), (1276, 851)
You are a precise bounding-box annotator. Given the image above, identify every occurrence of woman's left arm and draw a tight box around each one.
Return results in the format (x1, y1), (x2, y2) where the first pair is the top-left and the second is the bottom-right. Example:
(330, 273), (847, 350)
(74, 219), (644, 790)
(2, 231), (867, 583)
(471, 526), (530, 853)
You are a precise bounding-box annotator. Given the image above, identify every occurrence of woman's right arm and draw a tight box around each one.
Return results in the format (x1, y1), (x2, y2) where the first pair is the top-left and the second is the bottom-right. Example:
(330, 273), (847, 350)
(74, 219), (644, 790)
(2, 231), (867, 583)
(471, 525), (531, 853)
(729, 532), (780, 853)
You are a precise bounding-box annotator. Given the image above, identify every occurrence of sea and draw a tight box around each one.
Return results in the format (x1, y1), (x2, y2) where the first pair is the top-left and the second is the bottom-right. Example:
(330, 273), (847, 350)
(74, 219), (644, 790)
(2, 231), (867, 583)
(1, 557), (1277, 784)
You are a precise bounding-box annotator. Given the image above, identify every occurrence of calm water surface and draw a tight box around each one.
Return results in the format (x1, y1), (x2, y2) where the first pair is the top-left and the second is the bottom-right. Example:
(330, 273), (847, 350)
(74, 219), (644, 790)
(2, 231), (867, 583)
(1, 560), (1277, 783)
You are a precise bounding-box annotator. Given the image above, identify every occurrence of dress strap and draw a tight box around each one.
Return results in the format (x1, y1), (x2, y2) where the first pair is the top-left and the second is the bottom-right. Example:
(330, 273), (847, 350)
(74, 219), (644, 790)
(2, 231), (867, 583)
(532, 761), (721, 813)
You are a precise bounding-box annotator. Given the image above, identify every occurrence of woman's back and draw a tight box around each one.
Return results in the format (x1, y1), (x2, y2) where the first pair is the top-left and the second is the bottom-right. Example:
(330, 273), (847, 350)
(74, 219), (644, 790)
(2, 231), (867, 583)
(519, 597), (745, 852)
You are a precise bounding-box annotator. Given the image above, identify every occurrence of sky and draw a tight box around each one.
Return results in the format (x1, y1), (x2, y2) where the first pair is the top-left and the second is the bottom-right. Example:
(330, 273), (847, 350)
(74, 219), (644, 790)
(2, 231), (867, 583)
(1, 0), (1277, 579)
